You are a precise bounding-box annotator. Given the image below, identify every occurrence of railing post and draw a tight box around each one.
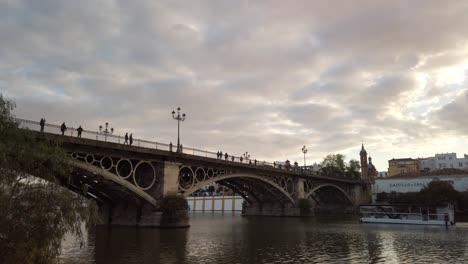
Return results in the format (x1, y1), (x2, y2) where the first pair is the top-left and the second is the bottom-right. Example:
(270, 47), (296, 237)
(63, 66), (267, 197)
(155, 142), (158, 149)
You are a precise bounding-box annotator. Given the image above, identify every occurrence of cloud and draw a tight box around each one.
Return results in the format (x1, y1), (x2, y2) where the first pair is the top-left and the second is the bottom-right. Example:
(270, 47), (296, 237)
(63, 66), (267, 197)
(2, 0), (468, 169)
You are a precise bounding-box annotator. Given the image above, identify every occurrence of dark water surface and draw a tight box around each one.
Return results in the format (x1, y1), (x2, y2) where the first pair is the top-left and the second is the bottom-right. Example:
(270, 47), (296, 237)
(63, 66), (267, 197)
(61, 212), (468, 263)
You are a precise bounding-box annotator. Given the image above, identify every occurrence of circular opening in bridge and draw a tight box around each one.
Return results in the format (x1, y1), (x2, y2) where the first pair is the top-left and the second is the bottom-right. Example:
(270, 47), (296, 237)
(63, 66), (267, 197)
(195, 168), (205, 183)
(206, 168), (214, 179)
(286, 178), (294, 194)
(116, 159), (133, 179)
(178, 166), (194, 191)
(279, 178), (287, 189)
(71, 152), (78, 159)
(85, 154), (95, 164)
(100, 156), (113, 170)
(133, 161), (156, 190)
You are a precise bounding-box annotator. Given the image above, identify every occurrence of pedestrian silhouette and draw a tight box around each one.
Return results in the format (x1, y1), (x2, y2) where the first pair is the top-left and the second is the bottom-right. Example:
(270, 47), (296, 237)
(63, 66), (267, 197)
(225, 153), (228, 160)
(60, 122), (67, 135)
(169, 142), (173, 152)
(129, 133), (133, 145)
(39, 118), (45, 132)
(180, 144), (183, 153)
(231, 156), (235, 162)
(77, 125), (83, 138)
(124, 133), (128, 144)
(240, 156), (243, 163)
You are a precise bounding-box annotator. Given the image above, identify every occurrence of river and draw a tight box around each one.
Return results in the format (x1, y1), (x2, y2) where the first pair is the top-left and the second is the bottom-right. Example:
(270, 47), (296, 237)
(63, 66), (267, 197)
(60, 212), (468, 263)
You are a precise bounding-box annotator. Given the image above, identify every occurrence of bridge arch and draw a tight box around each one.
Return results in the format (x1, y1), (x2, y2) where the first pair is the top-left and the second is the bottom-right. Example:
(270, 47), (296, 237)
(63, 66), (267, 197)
(71, 160), (157, 206)
(305, 183), (354, 205)
(181, 173), (296, 205)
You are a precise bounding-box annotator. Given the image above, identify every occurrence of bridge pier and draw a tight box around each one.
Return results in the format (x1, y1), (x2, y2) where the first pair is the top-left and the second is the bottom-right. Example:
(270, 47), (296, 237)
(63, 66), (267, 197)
(163, 161), (181, 196)
(242, 201), (300, 217)
(95, 161), (188, 227)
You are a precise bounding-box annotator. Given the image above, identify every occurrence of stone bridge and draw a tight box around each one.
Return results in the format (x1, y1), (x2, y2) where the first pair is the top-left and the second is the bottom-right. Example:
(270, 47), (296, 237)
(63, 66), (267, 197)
(19, 118), (371, 227)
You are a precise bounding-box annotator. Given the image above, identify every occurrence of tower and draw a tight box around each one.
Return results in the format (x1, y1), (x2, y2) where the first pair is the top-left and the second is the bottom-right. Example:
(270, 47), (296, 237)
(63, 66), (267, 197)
(360, 144), (368, 180)
(368, 156), (377, 184)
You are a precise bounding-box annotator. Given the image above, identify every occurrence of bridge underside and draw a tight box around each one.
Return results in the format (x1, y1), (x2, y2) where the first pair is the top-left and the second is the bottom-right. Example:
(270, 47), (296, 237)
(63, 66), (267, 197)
(67, 168), (160, 226)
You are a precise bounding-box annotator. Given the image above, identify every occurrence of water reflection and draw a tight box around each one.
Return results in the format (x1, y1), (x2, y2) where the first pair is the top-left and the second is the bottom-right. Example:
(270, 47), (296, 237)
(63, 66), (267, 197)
(61, 212), (468, 263)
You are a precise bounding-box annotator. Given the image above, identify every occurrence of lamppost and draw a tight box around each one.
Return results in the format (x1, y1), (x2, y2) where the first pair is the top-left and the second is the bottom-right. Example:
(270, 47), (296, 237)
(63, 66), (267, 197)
(302, 145), (308, 167)
(99, 122), (114, 142)
(243, 152), (250, 163)
(172, 107), (186, 153)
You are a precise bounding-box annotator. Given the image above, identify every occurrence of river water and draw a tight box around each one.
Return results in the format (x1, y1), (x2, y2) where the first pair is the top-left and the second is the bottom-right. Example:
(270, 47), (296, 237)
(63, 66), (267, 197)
(61, 212), (468, 263)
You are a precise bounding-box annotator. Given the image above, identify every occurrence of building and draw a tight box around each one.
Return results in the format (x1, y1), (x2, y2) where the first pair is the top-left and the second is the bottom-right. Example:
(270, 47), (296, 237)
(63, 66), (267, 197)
(377, 171), (388, 178)
(300, 162), (322, 172)
(387, 158), (419, 177)
(360, 144), (377, 183)
(373, 174), (468, 194)
(420, 153), (468, 172)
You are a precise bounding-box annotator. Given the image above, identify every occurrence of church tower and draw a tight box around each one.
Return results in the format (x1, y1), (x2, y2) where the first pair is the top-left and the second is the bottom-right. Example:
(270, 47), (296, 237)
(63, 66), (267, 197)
(360, 144), (368, 180)
(368, 156), (377, 184)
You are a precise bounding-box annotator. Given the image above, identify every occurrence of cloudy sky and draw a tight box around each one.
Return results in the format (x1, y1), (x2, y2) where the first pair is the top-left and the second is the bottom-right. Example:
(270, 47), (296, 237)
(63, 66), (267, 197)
(1, 0), (468, 170)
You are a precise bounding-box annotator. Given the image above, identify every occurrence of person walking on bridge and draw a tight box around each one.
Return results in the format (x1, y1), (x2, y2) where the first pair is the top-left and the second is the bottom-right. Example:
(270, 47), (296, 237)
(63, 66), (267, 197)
(39, 118), (45, 132)
(129, 133), (133, 146)
(124, 133), (128, 144)
(60, 122), (67, 135)
(76, 125), (83, 138)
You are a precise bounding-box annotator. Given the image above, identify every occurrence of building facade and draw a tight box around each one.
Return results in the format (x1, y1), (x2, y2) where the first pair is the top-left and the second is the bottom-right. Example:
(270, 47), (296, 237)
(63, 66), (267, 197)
(377, 171), (388, 178)
(372, 174), (468, 202)
(420, 153), (468, 172)
(387, 158), (419, 177)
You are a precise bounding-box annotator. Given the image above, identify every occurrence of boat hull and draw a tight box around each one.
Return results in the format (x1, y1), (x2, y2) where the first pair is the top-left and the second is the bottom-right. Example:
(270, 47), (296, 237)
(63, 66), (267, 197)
(360, 217), (450, 226)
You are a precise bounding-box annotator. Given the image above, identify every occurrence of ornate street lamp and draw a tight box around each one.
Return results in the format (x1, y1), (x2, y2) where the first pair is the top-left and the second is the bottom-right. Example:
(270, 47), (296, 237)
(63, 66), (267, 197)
(99, 122), (114, 142)
(302, 145), (308, 167)
(172, 107), (186, 153)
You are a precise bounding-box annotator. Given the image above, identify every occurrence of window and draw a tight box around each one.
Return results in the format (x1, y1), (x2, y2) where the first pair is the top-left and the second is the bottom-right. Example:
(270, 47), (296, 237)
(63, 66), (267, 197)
(449, 157), (452, 160)
(459, 162), (463, 167)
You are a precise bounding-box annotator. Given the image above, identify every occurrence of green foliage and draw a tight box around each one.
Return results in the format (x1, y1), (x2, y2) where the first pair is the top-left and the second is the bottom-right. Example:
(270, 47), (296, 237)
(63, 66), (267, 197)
(0, 95), (98, 264)
(159, 195), (189, 224)
(298, 198), (312, 215)
(320, 154), (361, 179)
(420, 180), (459, 205)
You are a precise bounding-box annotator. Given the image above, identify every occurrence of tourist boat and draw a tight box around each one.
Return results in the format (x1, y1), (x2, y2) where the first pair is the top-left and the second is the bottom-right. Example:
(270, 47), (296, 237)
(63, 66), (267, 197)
(359, 204), (455, 226)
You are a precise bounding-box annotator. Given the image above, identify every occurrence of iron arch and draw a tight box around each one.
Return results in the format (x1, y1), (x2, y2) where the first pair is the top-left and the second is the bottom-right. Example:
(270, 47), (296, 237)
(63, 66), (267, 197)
(305, 183), (354, 205)
(181, 173), (296, 205)
(71, 160), (157, 207)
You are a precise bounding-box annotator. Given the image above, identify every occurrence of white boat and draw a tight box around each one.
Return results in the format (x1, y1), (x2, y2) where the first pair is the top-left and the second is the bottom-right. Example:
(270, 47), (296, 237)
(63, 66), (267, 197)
(359, 204), (455, 226)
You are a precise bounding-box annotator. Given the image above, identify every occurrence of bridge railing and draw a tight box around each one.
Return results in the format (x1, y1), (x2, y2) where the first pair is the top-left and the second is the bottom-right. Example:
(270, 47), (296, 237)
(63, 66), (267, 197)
(14, 118), (360, 181)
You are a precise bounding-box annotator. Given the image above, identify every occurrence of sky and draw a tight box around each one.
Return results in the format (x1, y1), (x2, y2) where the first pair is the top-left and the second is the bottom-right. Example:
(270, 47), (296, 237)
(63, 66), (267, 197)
(1, 0), (468, 171)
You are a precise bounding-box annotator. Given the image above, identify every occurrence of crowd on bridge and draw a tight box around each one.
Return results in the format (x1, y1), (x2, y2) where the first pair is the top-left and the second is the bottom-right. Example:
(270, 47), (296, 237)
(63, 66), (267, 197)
(39, 118), (136, 146)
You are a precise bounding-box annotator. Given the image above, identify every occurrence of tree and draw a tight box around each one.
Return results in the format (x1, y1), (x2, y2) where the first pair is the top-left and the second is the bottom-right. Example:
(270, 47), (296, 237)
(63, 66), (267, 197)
(346, 159), (361, 179)
(0, 95), (97, 264)
(320, 154), (361, 179)
(420, 180), (459, 205)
